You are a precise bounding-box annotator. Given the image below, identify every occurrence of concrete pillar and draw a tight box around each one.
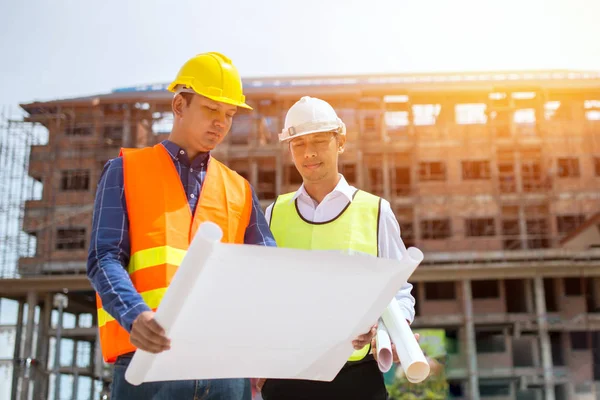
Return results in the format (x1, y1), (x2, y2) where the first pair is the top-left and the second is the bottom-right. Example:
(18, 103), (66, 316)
(379, 99), (387, 142)
(20, 291), (38, 400)
(592, 278), (600, 311)
(462, 280), (480, 400)
(525, 278), (535, 314)
(518, 205), (528, 250)
(413, 210), (421, 246)
(71, 338), (78, 400)
(122, 107), (132, 147)
(275, 153), (283, 197)
(250, 160), (258, 192)
(514, 151), (523, 194)
(33, 294), (52, 400)
(92, 332), (101, 400)
(93, 333), (103, 379)
(10, 301), (24, 400)
(534, 276), (555, 400)
(53, 293), (68, 400)
(382, 153), (391, 200)
(356, 150), (365, 189)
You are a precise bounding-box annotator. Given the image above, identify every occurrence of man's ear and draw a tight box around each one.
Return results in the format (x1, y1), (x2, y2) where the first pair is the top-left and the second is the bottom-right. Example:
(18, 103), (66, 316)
(337, 135), (347, 154)
(172, 94), (185, 118)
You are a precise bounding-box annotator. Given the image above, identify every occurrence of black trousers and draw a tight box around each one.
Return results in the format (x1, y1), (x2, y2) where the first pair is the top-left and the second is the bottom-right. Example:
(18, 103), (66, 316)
(261, 357), (388, 400)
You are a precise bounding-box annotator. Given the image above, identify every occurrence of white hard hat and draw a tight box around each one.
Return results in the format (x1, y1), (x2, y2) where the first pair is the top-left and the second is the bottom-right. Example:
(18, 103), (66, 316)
(279, 96), (346, 142)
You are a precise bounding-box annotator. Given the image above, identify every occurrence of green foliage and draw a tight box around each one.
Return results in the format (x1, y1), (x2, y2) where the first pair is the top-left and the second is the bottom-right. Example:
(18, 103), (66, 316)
(384, 329), (452, 399)
(385, 364), (448, 400)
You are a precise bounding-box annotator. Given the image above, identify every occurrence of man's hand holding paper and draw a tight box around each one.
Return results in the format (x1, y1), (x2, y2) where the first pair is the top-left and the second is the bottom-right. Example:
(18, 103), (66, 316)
(129, 311), (171, 354)
(353, 324), (377, 350)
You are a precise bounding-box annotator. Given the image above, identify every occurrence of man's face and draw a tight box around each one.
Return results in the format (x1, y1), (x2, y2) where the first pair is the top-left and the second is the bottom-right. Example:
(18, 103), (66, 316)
(289, 131), (345, 183)
(177, 94), (237, 152)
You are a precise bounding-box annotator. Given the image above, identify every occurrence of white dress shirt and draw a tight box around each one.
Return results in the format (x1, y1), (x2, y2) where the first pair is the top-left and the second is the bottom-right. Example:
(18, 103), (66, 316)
(265, 174), (416, 323)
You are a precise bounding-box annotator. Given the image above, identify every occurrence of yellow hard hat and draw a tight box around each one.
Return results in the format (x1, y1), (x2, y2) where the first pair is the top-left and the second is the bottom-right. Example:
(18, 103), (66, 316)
(167, 52), (252, 110)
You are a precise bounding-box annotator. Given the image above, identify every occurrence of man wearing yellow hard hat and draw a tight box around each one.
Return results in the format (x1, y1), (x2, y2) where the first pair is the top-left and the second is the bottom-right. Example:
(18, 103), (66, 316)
(257, 96), (416, 399)
(87, 52), (276, 400)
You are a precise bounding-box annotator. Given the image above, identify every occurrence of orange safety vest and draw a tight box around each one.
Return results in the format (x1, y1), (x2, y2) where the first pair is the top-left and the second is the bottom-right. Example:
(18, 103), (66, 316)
(95, 143), (252, 363)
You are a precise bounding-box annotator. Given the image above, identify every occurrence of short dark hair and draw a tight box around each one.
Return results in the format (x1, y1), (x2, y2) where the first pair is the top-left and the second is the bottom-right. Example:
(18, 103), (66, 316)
(180, 92), (194, 106)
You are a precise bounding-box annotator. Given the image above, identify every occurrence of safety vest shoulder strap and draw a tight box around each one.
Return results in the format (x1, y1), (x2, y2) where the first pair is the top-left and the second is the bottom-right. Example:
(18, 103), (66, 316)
(274, 191), (296, 206)
(269, 191), (297, 227)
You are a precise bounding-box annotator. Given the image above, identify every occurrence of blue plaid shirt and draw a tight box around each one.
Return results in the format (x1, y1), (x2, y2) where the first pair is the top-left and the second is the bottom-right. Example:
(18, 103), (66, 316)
(87, 140), (276, 332)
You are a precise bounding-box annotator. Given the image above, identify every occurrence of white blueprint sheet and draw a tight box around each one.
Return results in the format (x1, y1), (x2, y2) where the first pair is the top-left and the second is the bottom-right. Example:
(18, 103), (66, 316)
(125, 222), (423, 385)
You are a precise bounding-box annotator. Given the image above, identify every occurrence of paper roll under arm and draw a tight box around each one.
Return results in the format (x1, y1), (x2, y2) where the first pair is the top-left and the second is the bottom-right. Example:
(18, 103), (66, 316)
(381, 300), (430, 383)
(375, 318), (393, 373)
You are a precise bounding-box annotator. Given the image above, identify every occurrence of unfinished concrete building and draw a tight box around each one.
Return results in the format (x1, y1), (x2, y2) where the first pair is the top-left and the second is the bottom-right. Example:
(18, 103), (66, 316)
(1, 70), (600, 400)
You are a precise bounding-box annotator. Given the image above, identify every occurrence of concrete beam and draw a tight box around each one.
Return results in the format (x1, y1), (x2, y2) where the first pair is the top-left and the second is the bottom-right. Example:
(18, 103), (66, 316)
(3, 250), (600, 297)
(0, 275), (92, 296)
(422, 248), (600, 264)
(57, 366), (94, 377)
(412, 263), (600, 282)
(48, 327), (97, 340)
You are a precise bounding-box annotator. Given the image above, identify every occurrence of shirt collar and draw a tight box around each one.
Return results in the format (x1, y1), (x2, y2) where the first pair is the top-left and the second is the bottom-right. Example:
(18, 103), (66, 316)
(291, 174), (355, 203)
(161, 139), (210, 168)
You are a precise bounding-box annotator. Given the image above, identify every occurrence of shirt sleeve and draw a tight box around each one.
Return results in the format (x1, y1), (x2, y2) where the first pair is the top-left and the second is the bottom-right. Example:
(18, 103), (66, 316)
(243, 185), (277, 247)
(378, 199), (416, 324)
(86, 158), (150, 333)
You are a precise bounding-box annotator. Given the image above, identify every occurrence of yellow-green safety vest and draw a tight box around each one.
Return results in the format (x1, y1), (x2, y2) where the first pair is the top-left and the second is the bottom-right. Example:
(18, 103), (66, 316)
(269, 189), (381, 362)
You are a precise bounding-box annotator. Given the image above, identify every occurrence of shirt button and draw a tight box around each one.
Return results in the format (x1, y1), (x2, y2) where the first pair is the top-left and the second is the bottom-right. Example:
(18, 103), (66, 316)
(179, 150), (185, 155)
(190, 168), (193, 172)
(200, 163), (204, 167)
(190, 194), (195, 199)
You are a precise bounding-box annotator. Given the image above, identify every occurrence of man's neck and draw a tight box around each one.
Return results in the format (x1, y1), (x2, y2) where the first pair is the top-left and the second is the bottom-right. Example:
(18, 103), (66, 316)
(303, 174), (341, 204)
(167, 134), (205, 162)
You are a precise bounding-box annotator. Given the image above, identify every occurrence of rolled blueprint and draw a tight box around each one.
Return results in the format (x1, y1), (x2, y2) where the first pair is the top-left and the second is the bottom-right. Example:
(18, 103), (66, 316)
(375, 319), (393, 372)
(381, 300), (430, 383)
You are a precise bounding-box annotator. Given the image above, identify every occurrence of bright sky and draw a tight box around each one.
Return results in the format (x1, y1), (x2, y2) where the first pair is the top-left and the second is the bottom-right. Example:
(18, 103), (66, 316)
(1, 0), (599, 107)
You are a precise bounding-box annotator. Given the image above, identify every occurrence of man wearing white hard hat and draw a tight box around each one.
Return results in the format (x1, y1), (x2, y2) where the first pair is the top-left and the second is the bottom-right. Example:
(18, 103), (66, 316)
(258, 96), (416, 399)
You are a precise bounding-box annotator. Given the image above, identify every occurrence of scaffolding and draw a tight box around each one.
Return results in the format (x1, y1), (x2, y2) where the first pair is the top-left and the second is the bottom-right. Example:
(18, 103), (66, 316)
(0, 72), (600, 400)
(0, 105), (111, 400)
(0, 106), (45, 279)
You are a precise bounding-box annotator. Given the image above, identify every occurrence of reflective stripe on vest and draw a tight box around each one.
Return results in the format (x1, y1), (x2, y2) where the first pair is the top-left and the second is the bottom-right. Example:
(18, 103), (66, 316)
(269, 189), (381, 362)
(95, 143), (252, 363)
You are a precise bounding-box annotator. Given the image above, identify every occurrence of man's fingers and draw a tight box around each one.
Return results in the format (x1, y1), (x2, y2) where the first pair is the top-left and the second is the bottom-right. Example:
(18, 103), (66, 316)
(142, 318), (171, 346)
(133, 322), (170, 350)
(137, 323), (169, 346)
(142, 319), (170, 345)
(352, 341), (366, 350)
(371, 337), (378, 360)
(146, 318), (167, 337)
(130, 336), (164, 354)
(355, 330), (376, 343)
(352, 324), (378, 349)
(391, 343), (400, 363)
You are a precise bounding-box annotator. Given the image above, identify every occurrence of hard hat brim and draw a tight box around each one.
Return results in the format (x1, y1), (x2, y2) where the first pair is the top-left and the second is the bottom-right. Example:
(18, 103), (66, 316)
(278, 127), (342, 142)
(167, 82), (253, 110)
(203, 93), (253, 110)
